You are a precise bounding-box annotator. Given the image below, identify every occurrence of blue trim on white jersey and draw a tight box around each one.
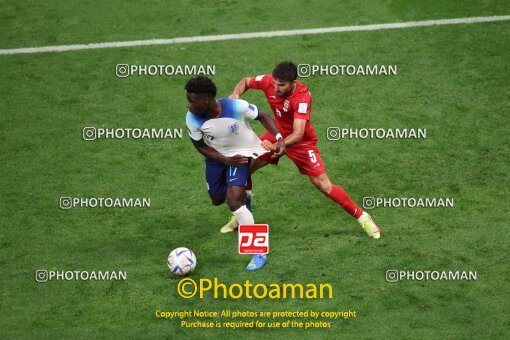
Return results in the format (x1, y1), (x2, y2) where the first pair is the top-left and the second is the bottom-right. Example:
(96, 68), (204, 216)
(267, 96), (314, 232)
(186, 111), (209, 131)
(186, 98), (245, 131)
(217, 98), (243, 120)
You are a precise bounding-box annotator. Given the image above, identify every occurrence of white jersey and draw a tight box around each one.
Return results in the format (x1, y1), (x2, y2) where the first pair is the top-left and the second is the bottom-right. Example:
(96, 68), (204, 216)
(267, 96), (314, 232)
(186, 98), (268, 158)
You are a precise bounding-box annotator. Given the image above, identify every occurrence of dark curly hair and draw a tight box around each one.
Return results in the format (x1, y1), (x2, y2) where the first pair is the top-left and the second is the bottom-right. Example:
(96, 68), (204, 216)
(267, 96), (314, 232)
(272, 61), (298, 82)
(185, 76), (217, 97)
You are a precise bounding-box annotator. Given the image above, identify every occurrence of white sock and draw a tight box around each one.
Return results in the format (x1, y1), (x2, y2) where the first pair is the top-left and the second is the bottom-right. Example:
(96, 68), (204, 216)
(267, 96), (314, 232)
(357, 211), (366, 222)
(232, 205), (254, 224)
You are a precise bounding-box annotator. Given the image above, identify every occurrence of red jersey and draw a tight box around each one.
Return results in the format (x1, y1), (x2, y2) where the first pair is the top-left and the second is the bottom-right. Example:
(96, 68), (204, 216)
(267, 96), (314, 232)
(249, 74), (318, 143)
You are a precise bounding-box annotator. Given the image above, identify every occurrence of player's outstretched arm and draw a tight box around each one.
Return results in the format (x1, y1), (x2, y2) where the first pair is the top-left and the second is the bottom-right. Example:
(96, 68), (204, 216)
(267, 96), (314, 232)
(191, 139), (249, 166)
(256, 110), (285, 157)
(261, 118), (305, 153)
(229, 77), (252, 99)
(284, 118), (306, 146)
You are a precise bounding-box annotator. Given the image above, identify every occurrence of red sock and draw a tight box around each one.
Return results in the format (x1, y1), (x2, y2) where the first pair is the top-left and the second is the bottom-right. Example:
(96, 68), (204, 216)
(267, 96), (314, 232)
(326, 185), (362, 219)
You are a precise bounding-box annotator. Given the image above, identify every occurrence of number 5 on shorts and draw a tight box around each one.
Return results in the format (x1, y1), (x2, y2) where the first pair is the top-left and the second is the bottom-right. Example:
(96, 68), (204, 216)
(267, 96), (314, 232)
(308, 150), (317, 163)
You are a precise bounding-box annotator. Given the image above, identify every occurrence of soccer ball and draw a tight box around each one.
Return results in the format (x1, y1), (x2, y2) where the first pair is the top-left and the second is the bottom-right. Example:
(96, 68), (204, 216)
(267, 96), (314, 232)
(167, 247), (196, 276)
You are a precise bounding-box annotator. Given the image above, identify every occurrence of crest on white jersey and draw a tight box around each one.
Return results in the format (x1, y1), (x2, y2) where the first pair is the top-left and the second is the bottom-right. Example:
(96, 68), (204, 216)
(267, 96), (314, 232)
(228, 122), (240, 135)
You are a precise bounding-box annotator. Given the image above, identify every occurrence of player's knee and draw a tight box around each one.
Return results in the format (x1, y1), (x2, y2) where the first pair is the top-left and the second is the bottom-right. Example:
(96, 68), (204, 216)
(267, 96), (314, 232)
(226, 195), (244, 211)
(210, 194), (226, 206)
(319, 183), (332, 195)
(312, 177), (332, 195)
(226, 188), (245, 209)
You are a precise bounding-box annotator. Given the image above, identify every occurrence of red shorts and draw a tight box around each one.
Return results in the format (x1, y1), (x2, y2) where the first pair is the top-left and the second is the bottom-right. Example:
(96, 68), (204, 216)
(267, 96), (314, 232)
(258, 131), (326, 176)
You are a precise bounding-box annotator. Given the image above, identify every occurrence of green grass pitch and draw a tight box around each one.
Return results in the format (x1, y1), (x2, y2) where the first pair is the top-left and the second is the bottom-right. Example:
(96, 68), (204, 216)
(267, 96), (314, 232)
(1, 1), (509, 338)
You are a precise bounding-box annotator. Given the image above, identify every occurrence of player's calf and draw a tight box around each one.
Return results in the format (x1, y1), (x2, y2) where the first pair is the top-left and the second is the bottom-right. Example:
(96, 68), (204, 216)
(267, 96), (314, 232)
(309, 176), (382, 238)
(226, 186), (246, 212)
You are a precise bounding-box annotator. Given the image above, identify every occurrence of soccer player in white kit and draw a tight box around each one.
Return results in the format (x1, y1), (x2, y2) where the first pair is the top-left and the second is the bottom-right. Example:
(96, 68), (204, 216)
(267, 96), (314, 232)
(185, 76), (285, 270)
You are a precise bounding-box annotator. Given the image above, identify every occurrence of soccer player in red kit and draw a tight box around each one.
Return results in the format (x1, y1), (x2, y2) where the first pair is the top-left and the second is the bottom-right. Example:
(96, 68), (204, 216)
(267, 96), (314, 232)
(225, 61), (381, 239)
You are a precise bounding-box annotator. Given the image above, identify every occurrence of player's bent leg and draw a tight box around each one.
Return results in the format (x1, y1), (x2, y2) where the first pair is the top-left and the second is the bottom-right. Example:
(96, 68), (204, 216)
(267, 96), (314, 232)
(210, 189), (240, 233)
(209, 193), (226, 206)
(226, 185), (245, 212)
(220, 189), (255, 233)
(308, 173), (333, 195)
(219, 160), (246, 233)
(226, 186), (268, 270)
(308, 173), (381, 238)
(309, 173), (362, 218)
(205, 157), (228, 206)
(226, 186), (255, 228)
(220, 187), (246, 233)
(221, 161), (252, 233)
